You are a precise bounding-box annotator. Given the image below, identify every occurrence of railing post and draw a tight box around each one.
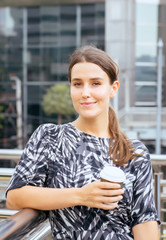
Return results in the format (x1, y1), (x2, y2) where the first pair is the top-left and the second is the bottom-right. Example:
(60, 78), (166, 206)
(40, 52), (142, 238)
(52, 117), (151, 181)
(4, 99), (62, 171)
(154, 172), (161, 221)
(156, 38), (164, 155)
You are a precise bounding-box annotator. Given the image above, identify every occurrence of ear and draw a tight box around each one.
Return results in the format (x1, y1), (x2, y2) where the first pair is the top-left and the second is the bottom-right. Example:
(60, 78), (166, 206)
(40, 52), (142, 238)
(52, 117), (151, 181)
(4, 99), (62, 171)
(110, 81), (119, 98)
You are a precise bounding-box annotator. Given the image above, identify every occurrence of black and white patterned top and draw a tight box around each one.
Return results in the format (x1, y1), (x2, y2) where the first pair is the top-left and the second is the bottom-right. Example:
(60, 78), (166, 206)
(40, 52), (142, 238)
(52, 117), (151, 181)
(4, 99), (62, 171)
(7, 123), (159, 240)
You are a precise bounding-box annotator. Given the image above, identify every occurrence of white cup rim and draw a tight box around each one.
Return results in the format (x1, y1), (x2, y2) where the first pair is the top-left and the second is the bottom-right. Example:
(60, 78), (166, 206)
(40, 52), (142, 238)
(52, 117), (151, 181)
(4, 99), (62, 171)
(100, 165), (126, 183)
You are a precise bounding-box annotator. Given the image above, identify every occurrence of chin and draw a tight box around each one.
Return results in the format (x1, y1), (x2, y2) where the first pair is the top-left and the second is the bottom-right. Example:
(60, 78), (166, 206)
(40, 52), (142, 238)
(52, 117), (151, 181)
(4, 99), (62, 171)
(81, 113), (100, 120)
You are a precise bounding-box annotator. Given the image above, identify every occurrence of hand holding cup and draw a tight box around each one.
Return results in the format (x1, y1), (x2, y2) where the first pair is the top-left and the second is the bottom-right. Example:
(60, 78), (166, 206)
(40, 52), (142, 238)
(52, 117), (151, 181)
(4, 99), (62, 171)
(79, 166), (125, 210)
(100, 165), (126, 205)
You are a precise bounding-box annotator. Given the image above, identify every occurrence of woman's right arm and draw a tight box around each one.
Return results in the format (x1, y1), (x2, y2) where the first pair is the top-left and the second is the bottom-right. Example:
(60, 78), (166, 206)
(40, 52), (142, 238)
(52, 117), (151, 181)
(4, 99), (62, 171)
(7, 125), (123, 211)
(7, 180), (124, 211)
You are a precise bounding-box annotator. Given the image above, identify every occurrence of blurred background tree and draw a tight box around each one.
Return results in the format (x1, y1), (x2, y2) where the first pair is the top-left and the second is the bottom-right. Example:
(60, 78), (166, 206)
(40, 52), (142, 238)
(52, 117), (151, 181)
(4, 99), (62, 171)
(42, 84), (75, 125)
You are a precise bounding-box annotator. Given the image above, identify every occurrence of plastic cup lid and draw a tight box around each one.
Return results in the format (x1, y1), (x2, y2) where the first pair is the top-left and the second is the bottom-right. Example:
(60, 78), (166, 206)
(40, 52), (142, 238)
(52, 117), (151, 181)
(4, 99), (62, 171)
(100, 165), (126, 183)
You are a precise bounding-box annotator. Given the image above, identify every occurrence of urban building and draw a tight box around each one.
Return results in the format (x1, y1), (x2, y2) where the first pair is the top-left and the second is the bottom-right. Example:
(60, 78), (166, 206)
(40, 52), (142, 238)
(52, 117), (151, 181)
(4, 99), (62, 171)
(0, 0), (165, 153)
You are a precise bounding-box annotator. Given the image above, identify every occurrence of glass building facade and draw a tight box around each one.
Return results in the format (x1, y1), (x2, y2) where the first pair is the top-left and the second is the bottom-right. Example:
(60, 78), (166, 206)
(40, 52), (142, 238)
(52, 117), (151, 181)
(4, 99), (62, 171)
(133, 0), (166, 153)
(135, 0), (165, 106)
(0, 0), (165, 152)
(0, 3), (105, 148)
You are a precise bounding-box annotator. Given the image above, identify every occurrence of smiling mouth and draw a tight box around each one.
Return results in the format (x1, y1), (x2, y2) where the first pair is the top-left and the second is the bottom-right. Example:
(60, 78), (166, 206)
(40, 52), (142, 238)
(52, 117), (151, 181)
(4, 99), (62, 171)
(80, 102), (96, 107)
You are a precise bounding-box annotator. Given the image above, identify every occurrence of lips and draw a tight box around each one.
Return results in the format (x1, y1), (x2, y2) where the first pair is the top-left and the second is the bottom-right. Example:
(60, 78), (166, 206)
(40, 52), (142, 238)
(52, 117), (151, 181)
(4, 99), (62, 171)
(80, 101), (97, 107)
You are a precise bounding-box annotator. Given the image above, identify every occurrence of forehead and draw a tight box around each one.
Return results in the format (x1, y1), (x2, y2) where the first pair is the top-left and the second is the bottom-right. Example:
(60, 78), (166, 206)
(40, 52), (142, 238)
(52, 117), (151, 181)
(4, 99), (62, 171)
(71, 62), (109, 79)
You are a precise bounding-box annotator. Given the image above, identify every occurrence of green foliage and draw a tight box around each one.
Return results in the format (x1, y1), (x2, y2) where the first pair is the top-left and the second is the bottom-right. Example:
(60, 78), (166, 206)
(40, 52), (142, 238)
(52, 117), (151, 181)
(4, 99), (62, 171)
(42, 84), (75, 124)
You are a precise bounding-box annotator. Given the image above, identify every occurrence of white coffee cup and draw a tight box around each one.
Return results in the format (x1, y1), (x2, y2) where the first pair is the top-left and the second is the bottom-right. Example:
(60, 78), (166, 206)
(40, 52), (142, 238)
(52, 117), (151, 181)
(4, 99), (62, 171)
(100, 165), (126, 204)
(100, 165), (126, 186)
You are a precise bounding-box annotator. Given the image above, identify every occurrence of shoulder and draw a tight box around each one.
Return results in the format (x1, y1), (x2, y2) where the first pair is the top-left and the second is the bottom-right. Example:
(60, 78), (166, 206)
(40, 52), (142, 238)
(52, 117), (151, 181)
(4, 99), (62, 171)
(24, 123), (71, 154)
(29, 123), (58, 141)
(32, 123), (68, 138)
(130, 139), (149, 155)
(127, 139), (151, 168)
(31, 122), (80, 144)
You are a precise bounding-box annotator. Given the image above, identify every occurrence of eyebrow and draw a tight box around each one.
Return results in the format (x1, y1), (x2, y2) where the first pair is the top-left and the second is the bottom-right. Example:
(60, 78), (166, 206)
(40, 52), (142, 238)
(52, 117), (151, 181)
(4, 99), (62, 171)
(71, 77), (103, 81)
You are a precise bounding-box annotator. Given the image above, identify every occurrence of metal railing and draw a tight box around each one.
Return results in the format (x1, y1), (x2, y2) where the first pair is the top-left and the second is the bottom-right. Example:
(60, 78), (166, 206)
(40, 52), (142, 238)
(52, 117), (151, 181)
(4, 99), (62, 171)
(0, 149), (51, 240)
(0, 150), (166, 239)
(0, 208), (50, 240)
(0, 149), (23, 163)
(151, 154), (166, 166)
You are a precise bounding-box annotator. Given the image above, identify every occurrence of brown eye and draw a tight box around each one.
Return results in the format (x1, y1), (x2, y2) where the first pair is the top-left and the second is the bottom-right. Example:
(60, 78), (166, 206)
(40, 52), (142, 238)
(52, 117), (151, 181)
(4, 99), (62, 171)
(73, 82), (81, 86)
(93, 82), (100, 86)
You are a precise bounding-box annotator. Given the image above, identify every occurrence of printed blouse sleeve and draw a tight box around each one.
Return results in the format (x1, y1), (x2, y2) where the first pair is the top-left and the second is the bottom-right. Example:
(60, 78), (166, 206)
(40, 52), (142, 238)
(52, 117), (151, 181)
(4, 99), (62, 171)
(7, 124), (52, 193)
(131, 145), (160, 228)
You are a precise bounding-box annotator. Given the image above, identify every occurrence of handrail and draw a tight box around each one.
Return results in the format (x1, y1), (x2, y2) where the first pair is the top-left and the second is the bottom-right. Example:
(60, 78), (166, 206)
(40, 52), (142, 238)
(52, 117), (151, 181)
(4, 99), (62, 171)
(151, 154), (166, 166)
(0, 168), (15, 176)
(0, 208), (49, 240)
(26, 221), (51, 240)
(0, 209), (18, 218)
(0, 149), (23, 162)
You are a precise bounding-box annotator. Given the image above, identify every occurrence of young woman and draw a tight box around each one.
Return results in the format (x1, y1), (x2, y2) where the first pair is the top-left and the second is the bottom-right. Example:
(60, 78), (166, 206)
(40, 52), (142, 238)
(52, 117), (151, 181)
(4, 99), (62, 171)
(6, 46), (159, 239)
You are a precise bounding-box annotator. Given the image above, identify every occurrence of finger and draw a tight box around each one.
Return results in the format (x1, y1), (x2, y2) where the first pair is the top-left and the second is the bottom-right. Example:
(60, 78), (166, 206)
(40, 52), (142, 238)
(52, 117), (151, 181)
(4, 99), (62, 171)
(95, 188), (124, 197)
(103, 195), (123, 203)
(96, 194), (123, 204)
(100, 202), (118, 210)
(99, 181), (122, 189)
(102, 189), (124, 196)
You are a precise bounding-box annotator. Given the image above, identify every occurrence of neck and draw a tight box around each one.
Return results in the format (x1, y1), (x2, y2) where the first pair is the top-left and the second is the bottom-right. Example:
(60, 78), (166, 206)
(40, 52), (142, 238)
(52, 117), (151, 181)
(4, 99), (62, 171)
(72, 117), (111, 138)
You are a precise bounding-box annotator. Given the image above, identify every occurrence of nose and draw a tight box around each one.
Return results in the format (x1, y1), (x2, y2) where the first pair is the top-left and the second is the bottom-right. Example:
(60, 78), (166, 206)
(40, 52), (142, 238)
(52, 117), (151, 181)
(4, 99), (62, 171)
(82, 85), (91, 98)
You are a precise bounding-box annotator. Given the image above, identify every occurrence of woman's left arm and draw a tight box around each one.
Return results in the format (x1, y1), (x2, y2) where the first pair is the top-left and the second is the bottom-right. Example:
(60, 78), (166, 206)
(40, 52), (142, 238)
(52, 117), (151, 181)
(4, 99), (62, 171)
(130, 143), (160, 238)
(132, 220), (159, 240)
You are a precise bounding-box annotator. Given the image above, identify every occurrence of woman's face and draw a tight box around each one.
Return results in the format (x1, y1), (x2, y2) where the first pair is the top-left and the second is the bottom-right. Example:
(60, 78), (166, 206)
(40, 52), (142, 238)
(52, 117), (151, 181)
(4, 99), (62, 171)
(70, 62), (119, 121)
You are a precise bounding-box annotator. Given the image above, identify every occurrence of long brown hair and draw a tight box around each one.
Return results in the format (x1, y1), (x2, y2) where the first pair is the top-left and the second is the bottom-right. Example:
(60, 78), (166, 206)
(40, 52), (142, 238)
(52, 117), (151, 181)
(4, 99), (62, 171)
(68, 45), (138, 166)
